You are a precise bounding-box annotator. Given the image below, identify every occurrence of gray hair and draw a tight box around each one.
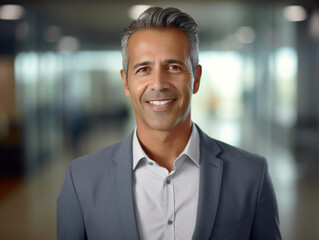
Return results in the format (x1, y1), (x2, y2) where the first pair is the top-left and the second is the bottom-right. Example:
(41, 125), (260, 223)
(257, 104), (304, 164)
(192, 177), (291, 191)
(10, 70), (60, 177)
(121, 7), (199, 78)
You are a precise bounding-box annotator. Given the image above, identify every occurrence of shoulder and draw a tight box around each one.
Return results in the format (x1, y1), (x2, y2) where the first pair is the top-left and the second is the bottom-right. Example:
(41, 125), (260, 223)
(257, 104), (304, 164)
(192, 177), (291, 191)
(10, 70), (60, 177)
(72, 141), (123, 166)
(215, 139), (265, 166)
(68, 133), (133, 175)
(197, 125), (267, 174)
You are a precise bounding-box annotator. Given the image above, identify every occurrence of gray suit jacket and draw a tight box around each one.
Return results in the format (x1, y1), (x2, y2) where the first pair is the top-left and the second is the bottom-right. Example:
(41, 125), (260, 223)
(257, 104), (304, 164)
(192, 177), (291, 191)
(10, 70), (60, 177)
(57, 126), (281, 240)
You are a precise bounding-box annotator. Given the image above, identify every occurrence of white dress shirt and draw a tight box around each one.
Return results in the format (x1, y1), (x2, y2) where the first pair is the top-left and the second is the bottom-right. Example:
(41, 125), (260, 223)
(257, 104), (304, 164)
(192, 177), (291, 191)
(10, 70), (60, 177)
(132, 123), (200, 240)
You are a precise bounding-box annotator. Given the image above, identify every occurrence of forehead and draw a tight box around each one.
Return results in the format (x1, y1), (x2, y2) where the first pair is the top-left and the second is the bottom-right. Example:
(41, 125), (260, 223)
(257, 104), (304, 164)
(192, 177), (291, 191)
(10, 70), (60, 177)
(127, 28), (190, 63)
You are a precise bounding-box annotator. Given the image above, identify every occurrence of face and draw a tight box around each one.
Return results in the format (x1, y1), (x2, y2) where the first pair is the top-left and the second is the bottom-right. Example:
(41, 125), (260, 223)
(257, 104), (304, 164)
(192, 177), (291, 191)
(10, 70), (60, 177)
(121, 28), (201, 132)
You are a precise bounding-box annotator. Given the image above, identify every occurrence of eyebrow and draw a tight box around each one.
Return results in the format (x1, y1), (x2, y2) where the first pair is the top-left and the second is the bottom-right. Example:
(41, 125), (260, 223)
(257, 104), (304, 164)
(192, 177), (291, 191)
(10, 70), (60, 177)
(132, 61), (152, 70)
(165, 59), (186, 66)
(132, 59), (186, 70)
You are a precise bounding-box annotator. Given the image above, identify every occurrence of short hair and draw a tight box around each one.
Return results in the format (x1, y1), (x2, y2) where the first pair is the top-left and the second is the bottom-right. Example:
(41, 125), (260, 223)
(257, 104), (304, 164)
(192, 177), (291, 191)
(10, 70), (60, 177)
(121, 7), (199, 78)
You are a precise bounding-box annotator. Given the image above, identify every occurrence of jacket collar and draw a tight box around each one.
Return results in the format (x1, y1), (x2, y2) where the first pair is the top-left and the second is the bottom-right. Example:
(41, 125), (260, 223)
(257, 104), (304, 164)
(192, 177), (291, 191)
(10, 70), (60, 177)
(192, 124), (224, 240)
(109, 133), (140, 240)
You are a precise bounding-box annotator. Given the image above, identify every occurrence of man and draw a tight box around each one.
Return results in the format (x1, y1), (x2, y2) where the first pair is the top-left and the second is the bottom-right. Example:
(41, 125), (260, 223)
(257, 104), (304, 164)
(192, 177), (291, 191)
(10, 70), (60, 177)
(57, 7), (281, 240)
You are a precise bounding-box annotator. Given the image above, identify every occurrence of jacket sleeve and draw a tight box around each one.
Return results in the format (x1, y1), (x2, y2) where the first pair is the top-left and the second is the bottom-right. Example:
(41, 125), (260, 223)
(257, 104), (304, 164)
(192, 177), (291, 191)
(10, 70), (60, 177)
(57, 164), (87, 240)
(250, 159), (282, 240)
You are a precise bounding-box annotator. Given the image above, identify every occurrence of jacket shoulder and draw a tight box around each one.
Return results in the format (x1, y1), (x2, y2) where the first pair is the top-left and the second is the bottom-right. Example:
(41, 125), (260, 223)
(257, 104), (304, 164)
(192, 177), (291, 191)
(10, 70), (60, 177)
(211, 138), (268, 187)
(215, 139), (265, 164)
(197, 124), (266, 168)
(69, 133), (133, 173)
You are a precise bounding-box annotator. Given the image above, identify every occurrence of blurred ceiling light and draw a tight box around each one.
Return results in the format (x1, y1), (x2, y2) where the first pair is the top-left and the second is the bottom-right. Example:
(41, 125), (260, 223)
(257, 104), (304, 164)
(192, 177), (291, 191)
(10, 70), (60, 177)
(45, 26), (62, 42)
(57, 36), (80, 52)
(0, 4), (25, 20)
(283, 5), (307, 22)
(235, 26), (255, 44)
(128, 5), (151, 20)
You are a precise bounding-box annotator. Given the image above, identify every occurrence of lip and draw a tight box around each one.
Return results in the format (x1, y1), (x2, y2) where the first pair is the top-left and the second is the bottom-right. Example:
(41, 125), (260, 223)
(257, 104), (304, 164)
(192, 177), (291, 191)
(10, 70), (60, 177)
(146, 98), (176, 111)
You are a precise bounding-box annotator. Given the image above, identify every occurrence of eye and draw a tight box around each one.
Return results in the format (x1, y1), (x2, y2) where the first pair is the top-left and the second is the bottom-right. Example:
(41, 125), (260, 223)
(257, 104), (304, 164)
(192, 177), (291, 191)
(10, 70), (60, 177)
(136, 67), (150, 74)
(168, 65), (182, 71)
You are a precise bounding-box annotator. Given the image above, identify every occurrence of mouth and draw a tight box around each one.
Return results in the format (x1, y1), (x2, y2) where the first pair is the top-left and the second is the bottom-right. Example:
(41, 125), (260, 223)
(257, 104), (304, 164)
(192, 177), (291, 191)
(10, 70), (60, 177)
(148, 99), (175, 106)
(146, 99), (176, 111)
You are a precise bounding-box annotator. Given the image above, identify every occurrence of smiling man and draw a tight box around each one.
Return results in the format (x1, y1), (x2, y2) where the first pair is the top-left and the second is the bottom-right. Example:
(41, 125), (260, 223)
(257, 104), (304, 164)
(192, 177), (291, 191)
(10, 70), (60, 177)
(57, 7), (282, 240)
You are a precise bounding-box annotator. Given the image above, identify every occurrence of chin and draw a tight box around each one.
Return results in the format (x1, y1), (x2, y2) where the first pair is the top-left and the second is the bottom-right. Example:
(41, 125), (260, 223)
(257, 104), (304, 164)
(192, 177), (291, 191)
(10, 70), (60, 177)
(147, 124), (174, 131)
(146, 119), (177, 131)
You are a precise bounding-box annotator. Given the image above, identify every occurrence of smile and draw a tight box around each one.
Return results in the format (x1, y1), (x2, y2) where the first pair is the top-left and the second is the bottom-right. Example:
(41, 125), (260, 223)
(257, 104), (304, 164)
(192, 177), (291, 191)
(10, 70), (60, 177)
(148, 99), (175, 106)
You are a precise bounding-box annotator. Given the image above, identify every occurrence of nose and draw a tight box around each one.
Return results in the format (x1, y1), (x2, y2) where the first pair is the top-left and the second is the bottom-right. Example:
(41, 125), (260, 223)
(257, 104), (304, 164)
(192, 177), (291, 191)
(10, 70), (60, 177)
(150, 68), (168, 91)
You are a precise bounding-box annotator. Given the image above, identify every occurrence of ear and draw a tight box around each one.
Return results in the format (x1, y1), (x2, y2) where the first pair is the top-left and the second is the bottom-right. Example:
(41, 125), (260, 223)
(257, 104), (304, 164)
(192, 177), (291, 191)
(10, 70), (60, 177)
(193, 65), (202, 94)
(121, 69), (130, 97)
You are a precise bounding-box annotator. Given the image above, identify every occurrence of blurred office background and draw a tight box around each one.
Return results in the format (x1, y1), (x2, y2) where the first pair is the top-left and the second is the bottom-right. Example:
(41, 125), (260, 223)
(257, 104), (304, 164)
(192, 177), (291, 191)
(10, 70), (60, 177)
(0, 0), (319, 239)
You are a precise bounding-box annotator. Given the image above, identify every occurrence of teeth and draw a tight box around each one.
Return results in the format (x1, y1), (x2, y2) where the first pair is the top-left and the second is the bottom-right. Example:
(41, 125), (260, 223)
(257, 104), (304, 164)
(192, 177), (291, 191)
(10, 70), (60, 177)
(149, 100), (174, 106)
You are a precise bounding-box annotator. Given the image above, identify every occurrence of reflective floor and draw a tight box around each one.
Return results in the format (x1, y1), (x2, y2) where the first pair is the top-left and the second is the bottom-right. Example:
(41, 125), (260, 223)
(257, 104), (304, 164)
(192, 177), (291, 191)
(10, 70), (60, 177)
(0, 120), (318, 240)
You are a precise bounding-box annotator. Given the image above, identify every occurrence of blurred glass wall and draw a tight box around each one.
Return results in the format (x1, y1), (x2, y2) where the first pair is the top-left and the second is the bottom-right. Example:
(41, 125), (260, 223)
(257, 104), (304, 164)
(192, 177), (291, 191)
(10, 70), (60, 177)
(8, 2), (309, 173)
(14, 51), (131, 174)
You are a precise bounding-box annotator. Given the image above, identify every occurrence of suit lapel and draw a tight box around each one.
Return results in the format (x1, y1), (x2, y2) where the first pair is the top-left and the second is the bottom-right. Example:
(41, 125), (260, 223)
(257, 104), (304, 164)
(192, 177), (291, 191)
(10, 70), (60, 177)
(192, 127), (224, 240)
(109, 133), (140, 240)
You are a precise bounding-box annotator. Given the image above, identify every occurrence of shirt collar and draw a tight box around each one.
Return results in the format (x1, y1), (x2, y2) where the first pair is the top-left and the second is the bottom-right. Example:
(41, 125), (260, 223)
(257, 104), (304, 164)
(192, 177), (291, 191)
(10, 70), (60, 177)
(132, 127), (147, 170)
(132, 123), (200, 170)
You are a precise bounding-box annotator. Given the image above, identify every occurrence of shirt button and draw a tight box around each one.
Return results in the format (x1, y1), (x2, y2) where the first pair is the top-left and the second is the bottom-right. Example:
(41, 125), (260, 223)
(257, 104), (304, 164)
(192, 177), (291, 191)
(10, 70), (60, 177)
(166, 179), (171, 184)
(168, 220), (173, 225)
(148, 162), (153, 166)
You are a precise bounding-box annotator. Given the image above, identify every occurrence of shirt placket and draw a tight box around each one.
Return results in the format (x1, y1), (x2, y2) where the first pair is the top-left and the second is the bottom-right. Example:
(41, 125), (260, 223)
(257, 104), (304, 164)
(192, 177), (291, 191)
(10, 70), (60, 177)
(162, 173), (175, 240)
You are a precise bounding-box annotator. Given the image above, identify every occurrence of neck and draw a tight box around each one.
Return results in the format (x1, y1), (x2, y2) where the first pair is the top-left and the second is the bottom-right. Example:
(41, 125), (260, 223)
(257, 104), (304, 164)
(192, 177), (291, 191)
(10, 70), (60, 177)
(136, 116), (192, 172)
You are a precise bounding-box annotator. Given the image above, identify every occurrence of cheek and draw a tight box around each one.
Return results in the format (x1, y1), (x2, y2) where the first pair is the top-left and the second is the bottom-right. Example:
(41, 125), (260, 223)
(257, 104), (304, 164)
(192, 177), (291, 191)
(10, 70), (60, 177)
(176, 84), (192, 110)
(129, 80), (148, 102)
(181, 78), (194, 97)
